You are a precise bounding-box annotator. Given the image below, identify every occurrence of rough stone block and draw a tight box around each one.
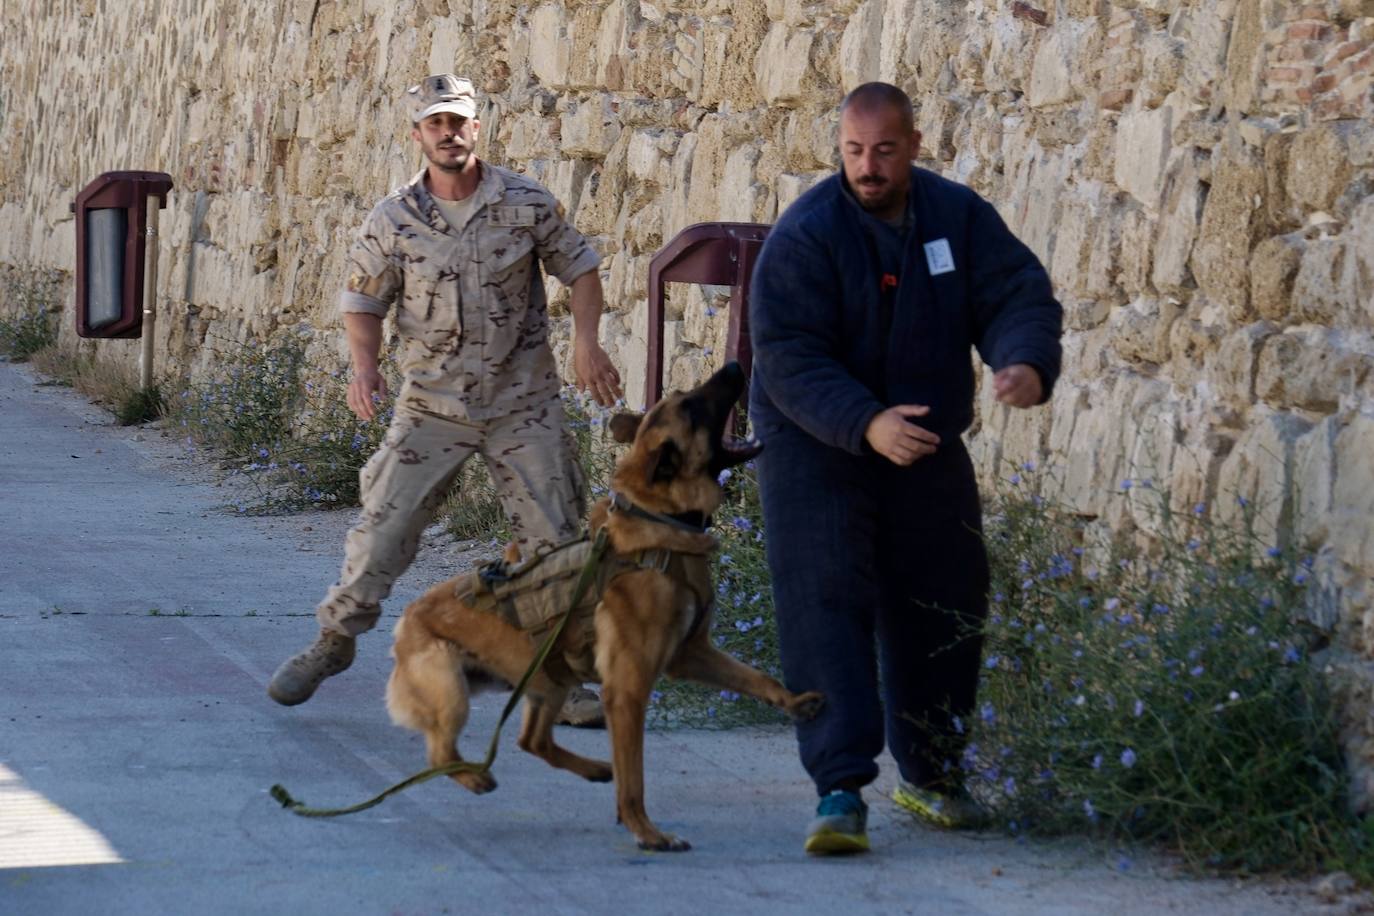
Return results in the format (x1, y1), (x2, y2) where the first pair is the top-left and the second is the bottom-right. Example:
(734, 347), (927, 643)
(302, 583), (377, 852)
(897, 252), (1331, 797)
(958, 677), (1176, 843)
(1256, 328), (1372, 413)
(1192, 148), (1267, 320)
(1216, 408), (1313, 549)
(560, 94), (622, 158)
(1287, 123), (1359, 213)
(1028, 27), (1078, 108)
(1110, 296), (1181, 366)
(1293, 236), (1352, 325)
(1249, 232), (1306, 320)
(754, 23), (814, 105)
(1117, 207), (1154, 297)
(1140, 33), (1185, 107)
(1114, 104), (1174, 211)
(1209, 321), (1278, 411)
(1293, 416), (1339, 546)
(1331, 412), (1374, 574)
(1151, 152), (1205, 294)
(838, 0), (882, 90)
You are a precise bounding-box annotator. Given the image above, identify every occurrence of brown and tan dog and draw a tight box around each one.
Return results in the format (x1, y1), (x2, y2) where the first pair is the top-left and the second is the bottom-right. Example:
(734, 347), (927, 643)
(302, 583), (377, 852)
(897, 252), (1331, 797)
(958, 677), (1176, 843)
(386, 362), (823, 850)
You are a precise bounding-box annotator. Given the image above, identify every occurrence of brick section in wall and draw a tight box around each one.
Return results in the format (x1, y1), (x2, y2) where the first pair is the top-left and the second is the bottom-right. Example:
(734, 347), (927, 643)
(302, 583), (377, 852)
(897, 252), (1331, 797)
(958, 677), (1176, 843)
(1263, 7), (1374, 119)
(1099, 8), (1143, 111)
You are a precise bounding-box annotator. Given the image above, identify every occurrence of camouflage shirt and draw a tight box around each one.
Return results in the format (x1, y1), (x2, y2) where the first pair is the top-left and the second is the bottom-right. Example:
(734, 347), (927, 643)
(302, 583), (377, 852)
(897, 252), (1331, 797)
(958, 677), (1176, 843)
(339, 163), (601, 420)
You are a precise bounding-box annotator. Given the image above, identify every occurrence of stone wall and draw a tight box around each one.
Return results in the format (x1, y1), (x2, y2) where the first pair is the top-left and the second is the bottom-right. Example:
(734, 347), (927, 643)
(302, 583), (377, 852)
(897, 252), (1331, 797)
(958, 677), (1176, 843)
(4, 0), (1374, 795)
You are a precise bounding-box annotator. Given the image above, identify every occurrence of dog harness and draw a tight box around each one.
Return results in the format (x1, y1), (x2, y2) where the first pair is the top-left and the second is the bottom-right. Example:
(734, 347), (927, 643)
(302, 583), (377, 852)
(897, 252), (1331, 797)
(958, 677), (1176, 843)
(455, 527), (715, 683)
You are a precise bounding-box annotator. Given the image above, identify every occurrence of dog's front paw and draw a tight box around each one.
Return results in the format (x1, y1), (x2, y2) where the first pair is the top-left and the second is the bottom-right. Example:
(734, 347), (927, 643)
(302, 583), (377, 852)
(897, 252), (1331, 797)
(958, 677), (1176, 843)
(638, 832), (692, 852)
(453, 770), (498, 795)
(786, 691), (825, 721)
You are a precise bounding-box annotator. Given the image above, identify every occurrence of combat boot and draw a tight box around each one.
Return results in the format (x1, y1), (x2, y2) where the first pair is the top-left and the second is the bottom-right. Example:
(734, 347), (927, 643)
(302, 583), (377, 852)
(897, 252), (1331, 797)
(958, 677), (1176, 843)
(555, 685), (606, 728)
(267, 629), (357, 706)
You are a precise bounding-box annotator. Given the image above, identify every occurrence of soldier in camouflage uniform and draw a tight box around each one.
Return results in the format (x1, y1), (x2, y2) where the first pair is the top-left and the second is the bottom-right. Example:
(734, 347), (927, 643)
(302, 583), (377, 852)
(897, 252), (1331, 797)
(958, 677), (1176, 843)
(268, 74), (623, 719)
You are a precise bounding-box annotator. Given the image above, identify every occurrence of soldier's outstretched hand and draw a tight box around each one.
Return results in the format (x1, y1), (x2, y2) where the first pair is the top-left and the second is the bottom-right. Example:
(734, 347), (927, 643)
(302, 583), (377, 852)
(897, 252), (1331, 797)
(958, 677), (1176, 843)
(574, 338), (623, 407)
(348, 366), (389, 421)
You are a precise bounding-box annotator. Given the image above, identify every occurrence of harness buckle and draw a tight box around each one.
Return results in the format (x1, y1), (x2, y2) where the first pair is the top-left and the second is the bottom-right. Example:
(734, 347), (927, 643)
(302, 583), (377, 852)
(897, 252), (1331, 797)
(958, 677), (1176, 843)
(477, 558), (513, 588)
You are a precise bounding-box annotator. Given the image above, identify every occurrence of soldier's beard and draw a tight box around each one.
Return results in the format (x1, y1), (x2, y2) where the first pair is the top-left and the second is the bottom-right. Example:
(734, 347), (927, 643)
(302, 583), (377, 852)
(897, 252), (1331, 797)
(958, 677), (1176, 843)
(425, 141), (471, 172)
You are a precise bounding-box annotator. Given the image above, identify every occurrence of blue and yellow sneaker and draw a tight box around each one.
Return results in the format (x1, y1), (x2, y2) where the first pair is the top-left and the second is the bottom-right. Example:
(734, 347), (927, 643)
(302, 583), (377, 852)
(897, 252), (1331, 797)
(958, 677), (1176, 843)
(804, 789), (870, 855)
(892, 780), (989, 830)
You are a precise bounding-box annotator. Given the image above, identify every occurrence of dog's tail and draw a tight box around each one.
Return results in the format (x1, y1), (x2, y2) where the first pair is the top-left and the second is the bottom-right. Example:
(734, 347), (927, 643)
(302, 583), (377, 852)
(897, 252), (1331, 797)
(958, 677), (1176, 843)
(386, 603), (468, 735)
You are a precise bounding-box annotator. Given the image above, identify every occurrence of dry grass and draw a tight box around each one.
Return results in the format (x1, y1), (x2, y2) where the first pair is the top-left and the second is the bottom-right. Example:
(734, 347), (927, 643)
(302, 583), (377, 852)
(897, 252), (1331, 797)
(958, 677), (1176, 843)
(28, 340), (159, 424)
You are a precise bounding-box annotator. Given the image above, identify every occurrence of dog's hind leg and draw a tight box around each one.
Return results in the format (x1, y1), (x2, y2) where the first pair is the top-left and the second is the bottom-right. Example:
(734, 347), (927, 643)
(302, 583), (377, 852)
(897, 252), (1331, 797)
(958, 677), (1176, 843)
(516, 688), (614, 782)
(667, 637), (825, 722)
(387, 614), (497, 795)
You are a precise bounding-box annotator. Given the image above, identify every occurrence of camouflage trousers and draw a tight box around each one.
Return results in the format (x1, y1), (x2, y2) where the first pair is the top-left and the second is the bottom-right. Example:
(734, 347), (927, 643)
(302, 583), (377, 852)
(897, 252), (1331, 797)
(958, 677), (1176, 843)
(316, 398), (586, 637)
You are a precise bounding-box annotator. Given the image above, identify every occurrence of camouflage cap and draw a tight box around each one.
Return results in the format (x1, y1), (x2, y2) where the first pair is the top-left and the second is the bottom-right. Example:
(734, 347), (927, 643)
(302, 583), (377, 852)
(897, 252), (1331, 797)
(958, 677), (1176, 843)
(405, 74), (478, 123)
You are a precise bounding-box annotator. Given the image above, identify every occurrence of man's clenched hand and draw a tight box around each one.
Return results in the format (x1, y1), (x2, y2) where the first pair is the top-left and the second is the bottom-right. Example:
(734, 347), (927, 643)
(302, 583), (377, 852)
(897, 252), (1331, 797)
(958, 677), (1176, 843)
(864, 404), (941, 466)
(993, 363), (1043, 409)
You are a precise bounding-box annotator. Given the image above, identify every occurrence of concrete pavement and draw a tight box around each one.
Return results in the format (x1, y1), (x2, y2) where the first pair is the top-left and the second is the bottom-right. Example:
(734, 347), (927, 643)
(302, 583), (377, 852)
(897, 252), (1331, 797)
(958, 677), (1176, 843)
(0, 359), (1321, 914)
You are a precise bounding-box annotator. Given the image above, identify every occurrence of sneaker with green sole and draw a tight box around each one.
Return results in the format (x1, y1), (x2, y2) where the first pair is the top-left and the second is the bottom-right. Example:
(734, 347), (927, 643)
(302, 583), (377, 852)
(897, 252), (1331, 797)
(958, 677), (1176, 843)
(804, 789), (870, 855)
(892, 781), (989, 830)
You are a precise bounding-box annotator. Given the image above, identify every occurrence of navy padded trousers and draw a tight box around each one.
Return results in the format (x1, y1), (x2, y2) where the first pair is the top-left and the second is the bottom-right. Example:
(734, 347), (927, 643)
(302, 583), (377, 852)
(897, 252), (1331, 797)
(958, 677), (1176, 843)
(758, 425), (990, 796)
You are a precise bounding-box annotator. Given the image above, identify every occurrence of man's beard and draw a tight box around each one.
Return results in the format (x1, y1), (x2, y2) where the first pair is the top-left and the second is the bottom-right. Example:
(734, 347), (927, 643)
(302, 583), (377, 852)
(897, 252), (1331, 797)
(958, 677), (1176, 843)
(854, 177), (902, 214)
(425, 142), (471, 172)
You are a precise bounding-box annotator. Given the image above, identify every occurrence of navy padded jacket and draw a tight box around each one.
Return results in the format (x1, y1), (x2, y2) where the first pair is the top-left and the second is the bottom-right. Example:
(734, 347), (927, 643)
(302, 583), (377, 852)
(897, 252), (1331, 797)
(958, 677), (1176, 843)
(748, 167), (1063, 455)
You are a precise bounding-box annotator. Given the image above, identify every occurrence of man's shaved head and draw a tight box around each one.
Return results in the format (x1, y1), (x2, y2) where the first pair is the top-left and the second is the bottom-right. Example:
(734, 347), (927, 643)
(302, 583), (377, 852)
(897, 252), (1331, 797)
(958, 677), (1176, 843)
(840, 82), (915, 134)
(838, 82), (921, 220)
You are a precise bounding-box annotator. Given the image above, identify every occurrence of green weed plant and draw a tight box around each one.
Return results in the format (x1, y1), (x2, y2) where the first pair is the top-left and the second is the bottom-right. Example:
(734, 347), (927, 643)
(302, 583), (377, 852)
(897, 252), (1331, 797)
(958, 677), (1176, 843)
(950, 464), (1365, 877)
(0, 267), (61, 361)
(168, 333), (393, 513)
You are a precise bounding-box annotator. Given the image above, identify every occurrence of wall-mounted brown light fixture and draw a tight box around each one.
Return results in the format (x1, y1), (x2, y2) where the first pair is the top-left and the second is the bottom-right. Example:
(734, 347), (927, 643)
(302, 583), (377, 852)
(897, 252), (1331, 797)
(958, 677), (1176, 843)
(71, 170), (174, 387)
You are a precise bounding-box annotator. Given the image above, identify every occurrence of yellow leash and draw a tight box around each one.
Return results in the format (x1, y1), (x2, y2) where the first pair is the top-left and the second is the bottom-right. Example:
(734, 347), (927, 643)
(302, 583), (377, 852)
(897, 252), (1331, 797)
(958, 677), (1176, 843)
(269, 528), (610, 818)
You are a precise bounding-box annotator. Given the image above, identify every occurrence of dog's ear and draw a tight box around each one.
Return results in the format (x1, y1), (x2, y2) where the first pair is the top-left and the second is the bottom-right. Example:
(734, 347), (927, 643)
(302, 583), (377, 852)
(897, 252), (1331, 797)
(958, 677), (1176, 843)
(646, 439), (682, 485)
(608, 412), (643, 444)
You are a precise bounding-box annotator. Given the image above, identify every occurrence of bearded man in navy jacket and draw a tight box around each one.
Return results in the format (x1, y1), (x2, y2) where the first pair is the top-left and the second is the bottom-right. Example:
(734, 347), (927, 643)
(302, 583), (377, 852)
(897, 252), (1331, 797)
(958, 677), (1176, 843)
(749, 82), (1063, 855)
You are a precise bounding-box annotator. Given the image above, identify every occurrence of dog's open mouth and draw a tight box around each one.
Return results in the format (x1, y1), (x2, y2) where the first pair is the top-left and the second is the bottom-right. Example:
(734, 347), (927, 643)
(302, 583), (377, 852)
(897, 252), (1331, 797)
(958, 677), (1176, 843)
(719, 432), (763, 466)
